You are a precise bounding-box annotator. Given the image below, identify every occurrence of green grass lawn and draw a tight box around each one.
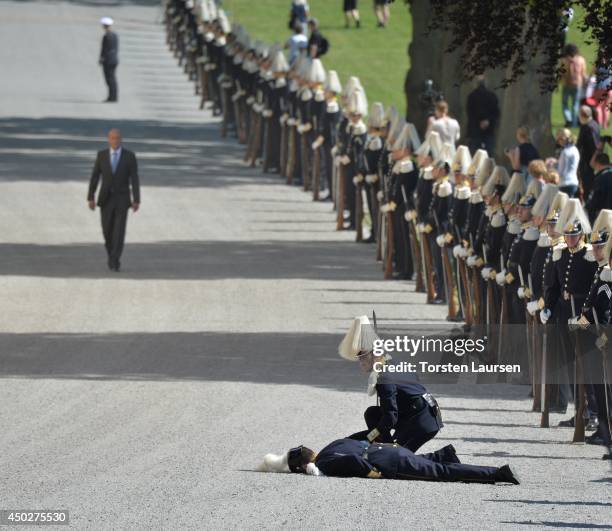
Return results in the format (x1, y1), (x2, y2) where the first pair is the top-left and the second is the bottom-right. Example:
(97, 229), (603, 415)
(223, 1), (607, 135)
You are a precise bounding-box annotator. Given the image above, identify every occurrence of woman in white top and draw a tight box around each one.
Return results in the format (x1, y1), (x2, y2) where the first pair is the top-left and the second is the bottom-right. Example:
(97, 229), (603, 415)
(426, 100), (460, 147)
(555, 128), (580, 197)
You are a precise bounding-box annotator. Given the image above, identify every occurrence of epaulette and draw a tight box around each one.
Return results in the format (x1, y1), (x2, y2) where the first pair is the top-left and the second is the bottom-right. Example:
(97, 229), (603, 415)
(301, 88), (313, 102)
(552, 242), (567, 261)
(368, 136), (383, 151)
(469, 191), (483, 204)
(508, 219), (522, 235)
(437, 180), (452, 198)
(522, 226), (540, 241)
(326, 100), (339, 113)
(491, 210), (506, 228)
(600, 266), (612, 283)
(537, 233), (552, 247)
(585, 245), (596, 262)
(393, 158), (414, 174)
(455, 185), (470, 200)
(352, 121), (367, 136)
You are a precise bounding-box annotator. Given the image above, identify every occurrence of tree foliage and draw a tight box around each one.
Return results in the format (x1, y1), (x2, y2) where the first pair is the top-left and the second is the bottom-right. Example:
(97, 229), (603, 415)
(404, 0), (611, 92)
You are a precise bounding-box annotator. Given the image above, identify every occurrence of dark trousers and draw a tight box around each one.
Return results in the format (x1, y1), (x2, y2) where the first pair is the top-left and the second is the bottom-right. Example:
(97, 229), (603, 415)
(103, 63), (118, 101)
(348, 403), (440, 452)
(101, 195), (129, 267)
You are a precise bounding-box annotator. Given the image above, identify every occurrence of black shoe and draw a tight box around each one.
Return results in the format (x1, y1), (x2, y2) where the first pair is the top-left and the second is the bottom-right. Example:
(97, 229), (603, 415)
(586, 417), (599, 431)
(431, 298), (445, 305)
(441, 444), (461, 464)
(495, 464), (520, 485)
(558, 417), (575, 427)
(361, 235), (376, 244)
(585, 433), (608, 446)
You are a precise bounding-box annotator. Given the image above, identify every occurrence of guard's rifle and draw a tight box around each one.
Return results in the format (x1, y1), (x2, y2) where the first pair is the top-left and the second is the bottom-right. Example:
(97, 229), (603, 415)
(497, 253), (506, 366)
(454, 224), (468, 323)
(382, 164), (394, 279)
(336, 144), (347, 231)
(403, 185), (424, 293)
(300, 123), (312, 191)
(312, 129), (322, 201)
(518, 265), (533, 392)
(286, 115), (296, 185)
(355, 167), (364, 242)
(527, 272), (541, 411)
(434, 209), (455, 318)
(469, 234), (481, 324)
(279, 112), (288, 178)
(570, 294), (587, 443)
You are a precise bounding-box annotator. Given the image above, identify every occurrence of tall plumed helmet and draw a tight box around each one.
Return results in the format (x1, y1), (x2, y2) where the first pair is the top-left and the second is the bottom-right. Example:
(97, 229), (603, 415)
(518, 178), (544, 208)
(482, 165), (510, 197)
(207, 0), (218, 19)
(271, 50), (289, 73)
(386, 116), (405, 147)
(307, 59), (326, 84)
(415, 130), (442, 161)
(531, 184), (559, 218)
(392, 123), (417, 151)
(342, 76), (362, 98)
(217, 9), (231, 33)
(435, 142), (455, 167)
(338, 315), (380, 361)
(325, 70), (342, 93)
(368, 102), (385, 128)
(475, 157), (496, 188)
(383, 105), (397, 128)
(546, 191), (569, 224)
(590, 209), (612, 246)
(347, 88), (368, 116)
(501, 172), (526, 205)
(555, 197), (591, 236)
(452, 145), (472, 174)
(467, 149), (488, 177)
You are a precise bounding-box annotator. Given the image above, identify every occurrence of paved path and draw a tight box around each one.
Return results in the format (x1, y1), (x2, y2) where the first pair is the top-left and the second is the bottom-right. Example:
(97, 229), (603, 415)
(0, 2), (610, 529)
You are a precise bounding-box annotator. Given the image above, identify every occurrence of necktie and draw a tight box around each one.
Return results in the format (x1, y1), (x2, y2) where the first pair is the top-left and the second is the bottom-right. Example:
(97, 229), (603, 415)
(111, 150), (119, 173)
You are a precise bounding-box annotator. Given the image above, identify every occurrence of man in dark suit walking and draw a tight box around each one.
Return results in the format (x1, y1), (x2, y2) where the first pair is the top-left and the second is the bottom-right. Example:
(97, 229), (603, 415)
(99, 17), (119, 102)
(88, 129), (140, 271)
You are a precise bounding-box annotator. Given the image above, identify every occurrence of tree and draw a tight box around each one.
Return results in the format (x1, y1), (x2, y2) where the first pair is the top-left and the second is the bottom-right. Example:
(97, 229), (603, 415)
(403, 0), (610, 159)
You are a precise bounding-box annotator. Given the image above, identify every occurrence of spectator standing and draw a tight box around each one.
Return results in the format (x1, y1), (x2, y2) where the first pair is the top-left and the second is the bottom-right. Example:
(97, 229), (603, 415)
(466, 76), (500, 156)
(576, 105), (601, 198)
(374, 0), (392, 28)
(307, 18), (329, 58)
(584, 153), (612, 223)
(505, 126), (540, 178)
(343, 0), (361, 28)
(555, 128), (580, 197)
(289, 0), (309, 33)
(286, 24), (308, 64)
(426, 100), (460, 147)
(559, 43), (586, 127)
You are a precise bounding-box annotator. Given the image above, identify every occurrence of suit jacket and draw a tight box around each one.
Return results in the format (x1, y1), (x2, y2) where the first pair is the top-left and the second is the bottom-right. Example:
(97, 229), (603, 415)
(100, 32), (119, 66)
(88, 148), (140, 208)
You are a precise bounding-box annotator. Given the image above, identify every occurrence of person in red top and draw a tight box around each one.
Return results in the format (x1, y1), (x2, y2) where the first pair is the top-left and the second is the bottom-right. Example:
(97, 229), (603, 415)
(560, 43), (587, 127)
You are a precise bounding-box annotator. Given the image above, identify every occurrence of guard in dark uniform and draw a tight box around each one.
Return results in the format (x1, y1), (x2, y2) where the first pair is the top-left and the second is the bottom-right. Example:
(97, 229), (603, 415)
(259, 439), (520, 484)
(338, 316), (442, 452)
(542, 199), (598, 427)
(316, 70), (341, 200)
(99, 17), (119, 102)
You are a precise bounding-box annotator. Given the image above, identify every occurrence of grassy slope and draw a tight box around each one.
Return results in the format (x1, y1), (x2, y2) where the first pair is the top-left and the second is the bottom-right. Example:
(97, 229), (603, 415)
(224, 0), (606, 135)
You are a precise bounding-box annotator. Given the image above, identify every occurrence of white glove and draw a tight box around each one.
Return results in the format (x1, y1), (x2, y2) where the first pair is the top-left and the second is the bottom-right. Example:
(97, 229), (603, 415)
(353, 175), (364, 185)
(279, 113), (288, 124)
(452, 245), (462, 258)
(253, 103), (263, 113)
(467, 256), (477, 267)
(496, 271), (506, 286)
(404, 210), (416, 222)
(481, 266), (492, 280)
(330, 146), (338, 156)
(312, 136), (324, 150)
(340, 155), (351, 165)
(365, 174), (379, 184)
(262, 110), (273, 118)
(517, 287), (526, 299)
(459, 247), (469, 258)
(301, 123), (312, 132)
(568, 316), (579, 330)
(435, 235), (445, 247)
(287, 118), (297, 126)
(417, 223), (425, 233)
(527, 300), (539, 315)
(540, 309), (551, 324)
(246, 96), (255, 105)
(376, 190), (384, 202)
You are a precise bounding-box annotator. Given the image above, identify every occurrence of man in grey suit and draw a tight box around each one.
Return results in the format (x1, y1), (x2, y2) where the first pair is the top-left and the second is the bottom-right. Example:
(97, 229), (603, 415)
(99, 17), (119, 102)
(88, 129), (140, 271)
